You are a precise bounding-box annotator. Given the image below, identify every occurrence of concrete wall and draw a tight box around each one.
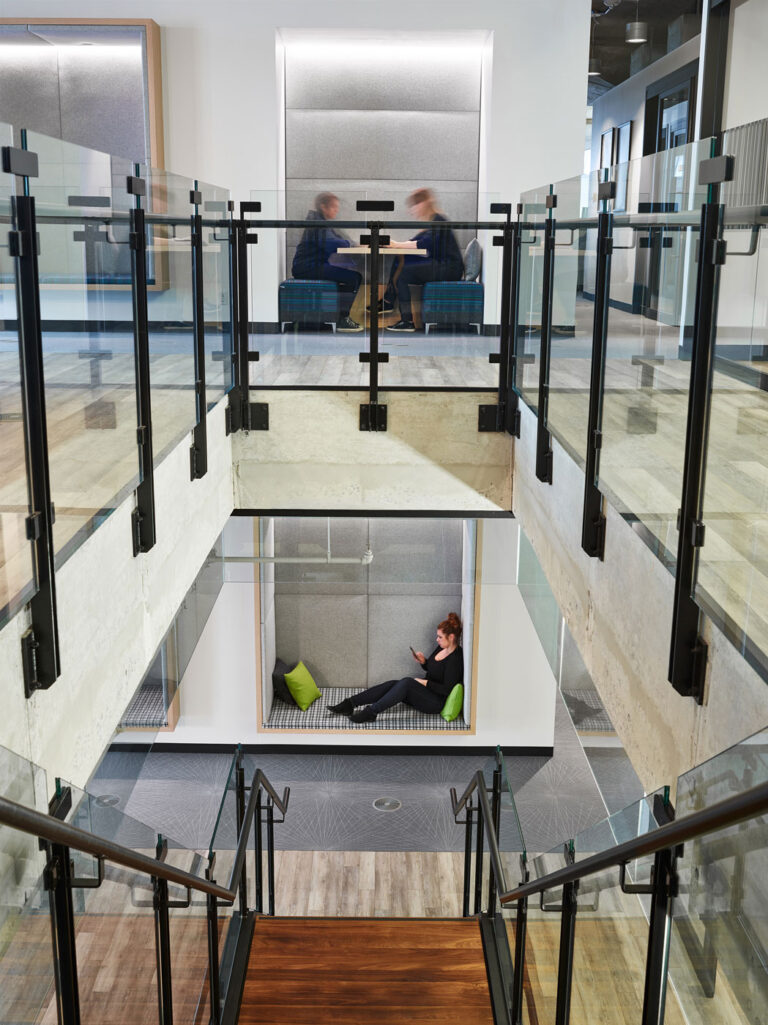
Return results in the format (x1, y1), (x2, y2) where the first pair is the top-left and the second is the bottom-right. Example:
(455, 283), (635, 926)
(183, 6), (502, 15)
(233, 391), (512, 513)
(512, 402), (768, 793)
(0, 403), (234, 790)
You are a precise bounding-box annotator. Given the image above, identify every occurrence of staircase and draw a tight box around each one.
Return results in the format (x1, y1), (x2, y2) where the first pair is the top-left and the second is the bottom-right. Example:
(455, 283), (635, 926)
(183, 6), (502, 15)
(240, 917), (494, 1025)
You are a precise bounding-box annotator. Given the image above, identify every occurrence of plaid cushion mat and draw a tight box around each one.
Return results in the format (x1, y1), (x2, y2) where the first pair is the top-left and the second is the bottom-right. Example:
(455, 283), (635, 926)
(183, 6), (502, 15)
(265, 687), (468, 731)
(119, 685), (167, 729)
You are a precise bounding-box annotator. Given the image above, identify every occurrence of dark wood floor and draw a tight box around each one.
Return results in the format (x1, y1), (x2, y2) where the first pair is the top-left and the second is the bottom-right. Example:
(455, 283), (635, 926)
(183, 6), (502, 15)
(240, 917), (494, 1025)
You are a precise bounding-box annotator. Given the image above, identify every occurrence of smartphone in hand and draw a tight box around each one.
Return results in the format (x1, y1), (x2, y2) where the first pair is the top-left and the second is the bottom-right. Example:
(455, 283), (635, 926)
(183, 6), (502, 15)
(409, 645), (417, 657)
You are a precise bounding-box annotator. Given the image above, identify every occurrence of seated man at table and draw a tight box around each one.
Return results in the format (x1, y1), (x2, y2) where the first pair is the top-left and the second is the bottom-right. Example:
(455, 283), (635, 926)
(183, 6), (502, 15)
(383, 188), (464, 333)
(292, 192), (362, 332)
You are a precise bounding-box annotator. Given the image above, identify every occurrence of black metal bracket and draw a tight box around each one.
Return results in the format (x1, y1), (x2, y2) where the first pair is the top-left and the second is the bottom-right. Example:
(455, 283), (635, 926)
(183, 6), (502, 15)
(190, 209), (208, 481)
(12, 194), (61, 694)
(581, 208), (613, 560)
(248, 403), (269, 430)
(478, 404), (503, 432)
(535, 217), (556, 483)
(359, 352), (389, 364)
(70, 856), (105, 890)
(129, 201), (157, 556)
(620, 860), (655, 895)
(360, 403), (387, 431)
(2, 145), (39, 178)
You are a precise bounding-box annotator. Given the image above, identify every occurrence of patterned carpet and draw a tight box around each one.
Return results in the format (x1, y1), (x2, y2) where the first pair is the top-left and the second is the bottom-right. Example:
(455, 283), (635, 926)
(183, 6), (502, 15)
(265, 687), (468, 731)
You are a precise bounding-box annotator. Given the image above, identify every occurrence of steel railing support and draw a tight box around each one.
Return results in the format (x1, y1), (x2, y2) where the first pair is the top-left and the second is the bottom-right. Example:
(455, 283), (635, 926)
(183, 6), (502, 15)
(554, 879), (578, 1025)
(535, 199), (557, 483)
(189, 188), (208, 480)
(641, 847), (678, 1025)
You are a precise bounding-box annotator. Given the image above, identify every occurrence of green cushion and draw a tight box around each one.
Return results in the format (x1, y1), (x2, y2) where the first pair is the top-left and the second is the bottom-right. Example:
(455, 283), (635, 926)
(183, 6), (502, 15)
(440, 683), (464, 722)
(284, 661), (322, 711)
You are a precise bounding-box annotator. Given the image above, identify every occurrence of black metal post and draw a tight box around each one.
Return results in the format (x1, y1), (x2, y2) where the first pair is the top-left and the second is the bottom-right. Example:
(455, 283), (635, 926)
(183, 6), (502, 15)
(235, 760), (247, 916)
(510, 894), (528, 1025)
(554, 881), (578, 1025)
(153, 876), (174, 1025)
(506, 206), (523, 437)
(226, 208), (242, 435)
(463, 799), (473, 918)
(474, 795), (485, 916)
(189, 199), (208, 480)
(581, 202), (613, 560)
(206, 881), (221, 1025)
(11, 192), (61, 693)
(640, 847), (677, 1025)
(487, 767), (502, 916)
(359, 222), (388, 431)
(669, 160), (729, 700)
(236, 220), (251, 431)
(44, 842), (81, 1025)
(129, 181), (157, 556)
(267, 797), (275, 916)
(493, 215), (513, 432)
(254, 790), (263, 914)
(535, 208), (556, 483)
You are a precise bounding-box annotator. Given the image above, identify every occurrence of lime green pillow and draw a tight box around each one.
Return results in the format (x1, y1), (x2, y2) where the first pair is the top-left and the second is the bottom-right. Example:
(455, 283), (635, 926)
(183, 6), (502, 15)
(441, 683), (464, 722)
(284, 661), (321, 711)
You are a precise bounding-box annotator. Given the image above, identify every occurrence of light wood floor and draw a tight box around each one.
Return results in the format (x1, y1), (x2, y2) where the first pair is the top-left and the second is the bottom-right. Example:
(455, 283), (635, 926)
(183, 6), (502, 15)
(240, 917), (494, 1025)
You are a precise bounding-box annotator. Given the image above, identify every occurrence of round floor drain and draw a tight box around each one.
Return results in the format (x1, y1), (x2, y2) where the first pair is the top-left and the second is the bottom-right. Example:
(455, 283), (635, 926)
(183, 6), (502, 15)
(95, 794), (120, 807)
(373, 797), (401, 812)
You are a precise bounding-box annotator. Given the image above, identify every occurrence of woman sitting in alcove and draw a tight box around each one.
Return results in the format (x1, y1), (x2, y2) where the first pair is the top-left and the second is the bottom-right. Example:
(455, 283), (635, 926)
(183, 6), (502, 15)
(329, 613), (463, 722)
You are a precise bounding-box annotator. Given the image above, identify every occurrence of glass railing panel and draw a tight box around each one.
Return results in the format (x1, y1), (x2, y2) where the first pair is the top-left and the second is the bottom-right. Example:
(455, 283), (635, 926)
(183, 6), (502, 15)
(597, 138), (714, 567)
(64, 782), (208, 1025)
(546, 172), (600, 469)
(23, 130), (140, 566)
(206, 748), (240, 1006)
(376, 190), (501, 391)
(516, 185), (552, 411)
(676, 726), (768, 815)
(197, 181), (234, 409)
(0, 748), (53, 1025)
(0, 123), (37, 626)
(516, 528), (562, 675)
(694, 208), (768, 675)
(249, 189), (370, 388)
(144, 168), (197, 464)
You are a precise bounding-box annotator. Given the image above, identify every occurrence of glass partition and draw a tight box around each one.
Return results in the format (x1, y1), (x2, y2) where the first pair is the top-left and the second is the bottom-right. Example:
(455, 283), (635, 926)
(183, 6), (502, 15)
(198, 181), (234, 409)
(0, 747), (53, 1025)
(65, 781), (208, 1025)
(516, 185), (552, 410)
(24, 130), (140, 566)
(0, 122), (36, 625)
(144, 168), (197, 464)
(545, 172), (600, 468)
(597, 139), (714, 566)
(694, 145), (768, 675)
(669, 728), (768, 1025)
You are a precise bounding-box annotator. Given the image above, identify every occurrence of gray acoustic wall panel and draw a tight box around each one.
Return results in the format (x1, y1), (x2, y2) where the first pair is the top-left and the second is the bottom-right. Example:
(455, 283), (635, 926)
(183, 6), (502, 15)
(367, 594), (463, 686)
(368, 518), (463, 590)
(286, 48), (481, 113)
(0, 46), (62, 139)
(57, 48), (147, 161)
(273, 518), (367, 595)
(275, 593), (368, 689)
(286, 110), (480, 182)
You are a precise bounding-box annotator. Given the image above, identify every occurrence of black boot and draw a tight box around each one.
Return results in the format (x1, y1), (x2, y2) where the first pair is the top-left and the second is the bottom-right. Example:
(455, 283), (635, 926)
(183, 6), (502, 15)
(351, 706), (377, 723)
(328, 698), (354, 716)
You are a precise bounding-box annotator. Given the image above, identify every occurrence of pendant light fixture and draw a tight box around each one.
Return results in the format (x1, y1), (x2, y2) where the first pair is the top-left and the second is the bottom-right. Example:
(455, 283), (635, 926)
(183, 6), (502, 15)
(626, 0), (648, 43)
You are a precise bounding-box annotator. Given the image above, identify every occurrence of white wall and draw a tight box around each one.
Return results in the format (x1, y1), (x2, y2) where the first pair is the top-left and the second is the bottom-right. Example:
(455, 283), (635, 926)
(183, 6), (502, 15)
(5, 0), (590, 208)
(723, 0), (768, 128)
(150, 516), (557, 750)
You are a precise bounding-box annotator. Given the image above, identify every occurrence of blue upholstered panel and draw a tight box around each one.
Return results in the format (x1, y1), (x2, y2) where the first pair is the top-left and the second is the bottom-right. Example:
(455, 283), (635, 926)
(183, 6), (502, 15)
(279, 279), (340, 324)
(422, 281), (484, 326)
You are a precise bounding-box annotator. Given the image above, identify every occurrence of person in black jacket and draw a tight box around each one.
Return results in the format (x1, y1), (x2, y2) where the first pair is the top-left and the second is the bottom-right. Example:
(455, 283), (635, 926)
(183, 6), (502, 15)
(292, 192), (362, 332)
(328, 612), (463, 723)
(382, 188), (464, 333)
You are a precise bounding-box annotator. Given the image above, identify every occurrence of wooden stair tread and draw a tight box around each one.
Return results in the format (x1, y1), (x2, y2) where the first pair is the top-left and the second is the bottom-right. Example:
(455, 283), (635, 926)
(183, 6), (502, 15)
(242, 917), (494, 1025)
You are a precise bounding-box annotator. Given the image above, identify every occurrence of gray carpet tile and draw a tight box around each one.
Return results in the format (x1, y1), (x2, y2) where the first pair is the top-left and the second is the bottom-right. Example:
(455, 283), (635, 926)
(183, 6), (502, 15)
(562, 689), (614, 733)
(584, 747), (645, 815)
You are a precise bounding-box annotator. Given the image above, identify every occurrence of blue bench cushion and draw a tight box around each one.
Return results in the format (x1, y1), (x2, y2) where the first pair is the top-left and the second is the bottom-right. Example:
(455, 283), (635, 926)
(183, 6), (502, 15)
(279, 279), (340, 325)
(422, 281), (484, 327)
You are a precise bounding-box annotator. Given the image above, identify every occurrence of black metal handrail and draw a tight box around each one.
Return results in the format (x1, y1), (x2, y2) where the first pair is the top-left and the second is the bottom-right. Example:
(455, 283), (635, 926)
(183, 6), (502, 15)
(499, 778), (768, 905)
(0, 768), (290, 903)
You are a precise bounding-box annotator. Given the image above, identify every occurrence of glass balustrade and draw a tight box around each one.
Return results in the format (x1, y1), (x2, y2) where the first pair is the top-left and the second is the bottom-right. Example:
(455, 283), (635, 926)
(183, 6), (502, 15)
(516, 185), (552, 411)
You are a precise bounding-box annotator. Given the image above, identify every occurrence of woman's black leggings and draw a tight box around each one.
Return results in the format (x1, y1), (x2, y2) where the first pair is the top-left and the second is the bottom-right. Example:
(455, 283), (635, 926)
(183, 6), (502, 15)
(350, 677), (444, 715)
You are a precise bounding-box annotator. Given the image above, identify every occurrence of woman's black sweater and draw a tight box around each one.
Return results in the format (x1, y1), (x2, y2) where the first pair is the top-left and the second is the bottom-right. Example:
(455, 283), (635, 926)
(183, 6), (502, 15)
(419, 647), (464, 698)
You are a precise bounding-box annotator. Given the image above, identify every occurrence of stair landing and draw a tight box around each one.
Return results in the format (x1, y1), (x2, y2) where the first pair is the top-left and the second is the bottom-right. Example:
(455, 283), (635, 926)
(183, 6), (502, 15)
(239, 916), (494, 1025)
